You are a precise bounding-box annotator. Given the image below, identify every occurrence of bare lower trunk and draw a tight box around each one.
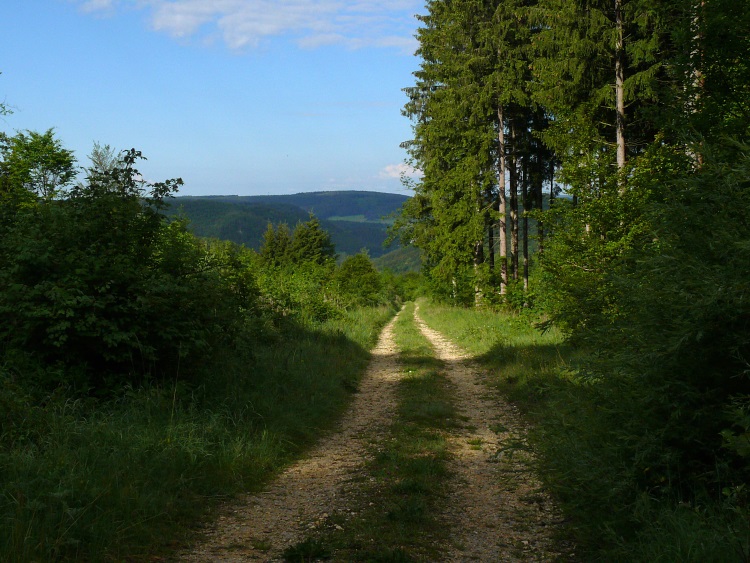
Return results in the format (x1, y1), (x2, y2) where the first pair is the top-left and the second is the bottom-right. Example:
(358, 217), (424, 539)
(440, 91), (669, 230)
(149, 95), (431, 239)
(474, 239), (484, 307)
(487, 221), (495, 271)
(689, 0), (705, 167)
(486, 184), (495, 272)
(534, 118), (545, 255)
(509, 120), (519, 283)
(615, 0), (626, 175)
(522, 159), (529, 292)
(549, 160), (555, 207)
(497, 105), (508, 294)
(474, 186), (484, 308)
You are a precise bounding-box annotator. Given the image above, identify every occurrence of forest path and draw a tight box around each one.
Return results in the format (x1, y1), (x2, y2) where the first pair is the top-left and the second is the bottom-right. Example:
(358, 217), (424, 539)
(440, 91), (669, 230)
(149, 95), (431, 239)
(180, 304), (568, 562)
(413, 304), (567, 562)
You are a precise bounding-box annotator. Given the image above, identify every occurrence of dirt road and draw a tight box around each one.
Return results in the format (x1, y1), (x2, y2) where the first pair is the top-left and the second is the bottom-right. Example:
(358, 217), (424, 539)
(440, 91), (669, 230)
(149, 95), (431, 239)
(180, 306), (569, 562)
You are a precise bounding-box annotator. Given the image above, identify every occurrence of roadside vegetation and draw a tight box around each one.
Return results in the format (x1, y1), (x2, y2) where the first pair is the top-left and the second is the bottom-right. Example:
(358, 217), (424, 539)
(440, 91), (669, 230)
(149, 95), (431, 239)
(418, 299), (749, 561)
(0, 133), (411, 561)
(394, 1), (750, 561)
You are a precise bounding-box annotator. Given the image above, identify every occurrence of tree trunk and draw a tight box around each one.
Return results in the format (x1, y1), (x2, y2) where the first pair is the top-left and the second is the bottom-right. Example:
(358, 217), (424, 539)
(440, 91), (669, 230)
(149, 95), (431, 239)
(474, 239), (484, 307)
(689, 0), (705, 167)
(549, 159), (555, 207)
(487, 218), (495, 271)
(497, 105), (508, 294)
(485, 184), (495, 272)
(534, 114), (545, 254)
(474, 187), (484, 307)
(509, 119), (519, 283)
(615, 0), (626, 174)
(522, 156), (529, 292)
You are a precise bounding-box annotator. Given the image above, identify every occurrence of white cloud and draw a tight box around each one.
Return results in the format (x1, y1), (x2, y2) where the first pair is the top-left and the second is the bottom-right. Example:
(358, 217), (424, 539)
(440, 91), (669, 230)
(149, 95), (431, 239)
(380, 163), (422, 180)
(76, 0), (421, 51)
(78, 0), (115, 13)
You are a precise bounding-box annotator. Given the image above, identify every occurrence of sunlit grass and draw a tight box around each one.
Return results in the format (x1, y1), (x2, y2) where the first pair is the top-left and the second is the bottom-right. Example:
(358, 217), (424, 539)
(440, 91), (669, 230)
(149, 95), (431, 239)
(415, 298), (749, 561)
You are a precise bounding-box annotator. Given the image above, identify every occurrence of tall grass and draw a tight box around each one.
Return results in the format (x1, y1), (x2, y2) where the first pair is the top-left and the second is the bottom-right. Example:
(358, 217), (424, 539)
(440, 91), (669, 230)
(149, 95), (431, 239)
(417, 299), (749, 562)
(0, 305), (395, 562)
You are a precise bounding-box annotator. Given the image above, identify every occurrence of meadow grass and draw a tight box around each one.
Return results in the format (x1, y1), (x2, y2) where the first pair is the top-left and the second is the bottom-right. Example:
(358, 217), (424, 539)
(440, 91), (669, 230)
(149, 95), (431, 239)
(416, 298), (750, 562)
(0, 305), (395, 562)
(285, 301), (458, 561)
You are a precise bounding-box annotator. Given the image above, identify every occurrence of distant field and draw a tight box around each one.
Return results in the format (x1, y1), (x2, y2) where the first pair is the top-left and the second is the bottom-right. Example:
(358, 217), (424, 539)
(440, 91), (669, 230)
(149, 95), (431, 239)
(327, 215), (395, 225)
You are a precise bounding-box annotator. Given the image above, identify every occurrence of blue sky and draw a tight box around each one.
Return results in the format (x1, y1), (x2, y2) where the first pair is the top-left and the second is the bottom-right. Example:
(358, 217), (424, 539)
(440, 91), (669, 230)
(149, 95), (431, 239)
(1, 0), (424, 196)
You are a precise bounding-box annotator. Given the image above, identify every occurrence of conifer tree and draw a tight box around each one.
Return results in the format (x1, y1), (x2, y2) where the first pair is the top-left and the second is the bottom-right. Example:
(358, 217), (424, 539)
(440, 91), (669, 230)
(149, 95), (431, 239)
(401, 0), (498, 302)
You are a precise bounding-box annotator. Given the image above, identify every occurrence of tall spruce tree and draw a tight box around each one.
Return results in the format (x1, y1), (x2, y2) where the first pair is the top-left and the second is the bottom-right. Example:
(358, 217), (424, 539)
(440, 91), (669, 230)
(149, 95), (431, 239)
(401, 0), (499, 303)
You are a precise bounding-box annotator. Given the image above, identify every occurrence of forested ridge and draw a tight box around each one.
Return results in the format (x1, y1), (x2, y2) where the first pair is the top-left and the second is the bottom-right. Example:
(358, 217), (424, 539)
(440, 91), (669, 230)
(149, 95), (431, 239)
(393, 0), (750, 559)
(163, 192), (410, 260)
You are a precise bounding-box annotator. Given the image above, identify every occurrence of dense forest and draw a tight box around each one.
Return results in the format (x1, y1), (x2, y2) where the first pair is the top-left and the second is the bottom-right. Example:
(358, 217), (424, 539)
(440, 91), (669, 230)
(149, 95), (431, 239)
(163, 192), (410, 260)
(393, 0), (750, 558)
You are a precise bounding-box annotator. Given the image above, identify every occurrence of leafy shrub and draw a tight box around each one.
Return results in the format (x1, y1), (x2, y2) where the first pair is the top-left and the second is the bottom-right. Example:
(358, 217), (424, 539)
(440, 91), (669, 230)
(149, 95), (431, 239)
(334, 252), (384, 307)
(0, 150), (257, 393)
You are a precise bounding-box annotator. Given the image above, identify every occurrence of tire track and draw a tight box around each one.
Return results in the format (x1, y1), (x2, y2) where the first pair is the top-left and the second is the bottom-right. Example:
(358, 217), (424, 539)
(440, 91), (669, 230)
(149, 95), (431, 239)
(179, 310), (404, 562)
(414, 304), (569, 562)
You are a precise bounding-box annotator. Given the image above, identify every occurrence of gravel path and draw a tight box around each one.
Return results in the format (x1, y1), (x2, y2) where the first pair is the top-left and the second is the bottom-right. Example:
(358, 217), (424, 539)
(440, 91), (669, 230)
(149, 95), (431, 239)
(414, 305), (569, 562)
(179, 305), (571, 562)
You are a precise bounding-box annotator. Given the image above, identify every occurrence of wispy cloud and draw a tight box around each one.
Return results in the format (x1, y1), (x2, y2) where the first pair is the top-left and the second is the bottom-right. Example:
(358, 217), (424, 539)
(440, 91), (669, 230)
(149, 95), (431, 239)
(78, 0), (116, 14)
(380, 162), (422, 180)
(75, 0), (420, 52)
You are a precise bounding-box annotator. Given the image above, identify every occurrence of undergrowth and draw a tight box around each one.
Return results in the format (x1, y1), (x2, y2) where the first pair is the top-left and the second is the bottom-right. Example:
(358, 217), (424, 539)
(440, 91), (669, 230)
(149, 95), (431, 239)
(417, 299), (750, 562)
(0, 305), (394, 562)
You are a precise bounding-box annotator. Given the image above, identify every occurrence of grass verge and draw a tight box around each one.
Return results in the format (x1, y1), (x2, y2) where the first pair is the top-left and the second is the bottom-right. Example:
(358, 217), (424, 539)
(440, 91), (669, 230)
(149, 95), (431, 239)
(284, 301), (458, 561)
(417, 298), (750, 561)
(0, 305), (395, 562)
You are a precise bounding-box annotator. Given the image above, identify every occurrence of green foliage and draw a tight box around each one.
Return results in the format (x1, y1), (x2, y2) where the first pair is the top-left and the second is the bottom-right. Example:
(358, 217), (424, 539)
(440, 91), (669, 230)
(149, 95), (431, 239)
(260, 215), (336, 267)
(333, 252), (383, 308)
(289, 214), (337, 265)
(418, 300), (749, 560)
(164, 193), (406, 258)
(215, 190), (408, 222)
(0, 304), (396, 562)
(260, 221), (294, 267)
(256, 261), (340, 324)
(0, 122), (410, 560)
(0, 148), (255, 392)
(595, 145), (750, 489)
(373, 246), (422, 274)
(0, 128), (76, 201)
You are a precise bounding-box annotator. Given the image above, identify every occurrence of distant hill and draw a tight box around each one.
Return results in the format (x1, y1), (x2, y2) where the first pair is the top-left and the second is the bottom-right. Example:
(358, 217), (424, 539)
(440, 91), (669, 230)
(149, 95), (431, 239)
(373, 246), (422, 273)
(165, 191), (410, 259)
(203, 191), (408, 223)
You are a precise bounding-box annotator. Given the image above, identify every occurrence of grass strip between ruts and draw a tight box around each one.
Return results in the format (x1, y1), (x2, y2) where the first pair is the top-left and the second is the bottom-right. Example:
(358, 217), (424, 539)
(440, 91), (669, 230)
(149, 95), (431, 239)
(283, 301), (459, 562)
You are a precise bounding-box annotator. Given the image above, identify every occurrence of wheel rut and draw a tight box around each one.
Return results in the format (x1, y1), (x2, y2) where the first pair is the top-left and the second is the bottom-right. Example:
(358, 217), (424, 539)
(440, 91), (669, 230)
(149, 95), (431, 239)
(414, 304), (569, 562)
(179, 311), (404, 562)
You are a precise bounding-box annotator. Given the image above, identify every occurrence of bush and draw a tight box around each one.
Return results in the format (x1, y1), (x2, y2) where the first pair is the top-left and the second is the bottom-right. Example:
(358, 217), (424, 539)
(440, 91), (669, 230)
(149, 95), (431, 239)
(334, 252), (384, 308)
(0, 150), (257, 393)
